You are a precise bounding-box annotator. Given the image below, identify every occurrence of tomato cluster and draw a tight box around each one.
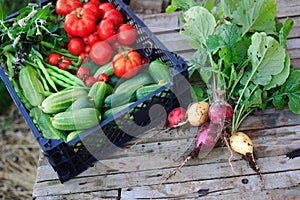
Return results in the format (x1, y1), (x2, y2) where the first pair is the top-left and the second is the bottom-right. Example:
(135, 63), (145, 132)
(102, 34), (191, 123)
(55, 0), (144, 86)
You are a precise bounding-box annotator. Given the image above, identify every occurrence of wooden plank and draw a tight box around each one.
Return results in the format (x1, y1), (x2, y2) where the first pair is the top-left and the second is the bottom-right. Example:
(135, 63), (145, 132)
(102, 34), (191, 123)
(34, 191), (119, 200)
(33, 155), (300, 198)
(121, 172), (300, 199)
(277, 0), (300, 18)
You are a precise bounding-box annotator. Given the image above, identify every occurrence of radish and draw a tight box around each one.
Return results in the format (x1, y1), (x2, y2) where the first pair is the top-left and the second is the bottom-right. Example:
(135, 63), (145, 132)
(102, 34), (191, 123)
(167, 101), (210, 128)
(186, 101), (210, 126)
(230, 132), (265, 189)
(160, 121), (221, 184)
(167, 107), (186, 127)
(209, 101), (233, 125)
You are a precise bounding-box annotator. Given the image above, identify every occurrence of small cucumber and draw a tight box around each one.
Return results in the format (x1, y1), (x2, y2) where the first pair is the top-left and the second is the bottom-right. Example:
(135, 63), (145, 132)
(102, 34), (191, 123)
(88, 82), (113, 110)
(135, 84), (163, 100)
(40, 87), (88, 113)
(114, 73), (153, 94)
(104, 91), (136, 108)
(52, 108), (101, 131)
(29, 107), (67, 141)
(108, 74), (121, 87)
(66, 130), (85, 142)
(93, 62), (114, 78)
(148, 60), (171, 84)
(103, 103), (134, 120)
(66, 96), (95, 111)
(19, 66), (45, 107)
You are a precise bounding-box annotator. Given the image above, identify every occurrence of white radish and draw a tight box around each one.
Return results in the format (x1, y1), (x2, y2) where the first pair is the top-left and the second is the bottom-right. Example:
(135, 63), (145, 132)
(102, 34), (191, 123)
(186, 101), (210, 126)
(230, 132), (265, 189)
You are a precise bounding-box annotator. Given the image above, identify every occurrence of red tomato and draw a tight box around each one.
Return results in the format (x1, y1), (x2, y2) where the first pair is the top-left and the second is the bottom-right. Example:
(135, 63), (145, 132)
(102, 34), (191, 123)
(76, 66), (90, 80)
(97, 73), (109, 83)
(84, 76), (97, 87)
(56, 0), (81, 16)
(141, 57), (149, 65)
(79, 52), (88, 63)
(103, 9), (124, 27)
(68, 37), (85, 55)
(89, 0), (101, 7)
(83, 2), (101, 20)
(84, 45), (91, 53)
(112, 50), (142, 78)
(97, 18), (116, 43)
(48, 53), (62, 66)
(89, 41), (113, 65)
(117, 24), (137, 46)
(98, 2), (115, 18)
(84, 33), (99, 46)
(58, 57), (72, 71)
(64, 7), (97, 37)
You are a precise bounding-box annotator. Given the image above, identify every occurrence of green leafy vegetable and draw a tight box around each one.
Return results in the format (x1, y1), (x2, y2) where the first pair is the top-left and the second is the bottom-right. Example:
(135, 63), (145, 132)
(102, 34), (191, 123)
(272, 70), (300, 114)
(167, 0), (298, 134)
(232, 0), (276, 36)
(180, 6), (216, 49)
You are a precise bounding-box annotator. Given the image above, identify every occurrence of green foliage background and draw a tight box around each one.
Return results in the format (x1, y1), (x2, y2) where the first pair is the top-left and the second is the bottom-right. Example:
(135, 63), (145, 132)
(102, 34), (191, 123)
(0, 0), (39, 113)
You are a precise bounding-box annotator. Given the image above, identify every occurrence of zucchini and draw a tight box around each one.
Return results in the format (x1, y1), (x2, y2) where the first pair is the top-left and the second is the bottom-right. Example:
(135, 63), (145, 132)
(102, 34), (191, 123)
(148, 60), (171, 84)
(88, 82), (113, 110)
(40, 87), (88, 113)
(103, 103), (134, 120)
(114, 72), (153, 94)
(29, 107), (67, 141)
(19, 66), (45, 107)
(135, 84), (163, 100)
(66, 96), (95, 111)
(51, 107), (101, 131)
(93, 62), (114, 78)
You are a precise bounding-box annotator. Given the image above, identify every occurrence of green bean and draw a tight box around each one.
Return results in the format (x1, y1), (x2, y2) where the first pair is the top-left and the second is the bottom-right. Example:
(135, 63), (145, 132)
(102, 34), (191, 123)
(36, 68), (50, 92)
(34, 55), (58, 92)
(47, 68), (77, 86)
(50, 75), (73, 88)
(44, 62), (85, 86)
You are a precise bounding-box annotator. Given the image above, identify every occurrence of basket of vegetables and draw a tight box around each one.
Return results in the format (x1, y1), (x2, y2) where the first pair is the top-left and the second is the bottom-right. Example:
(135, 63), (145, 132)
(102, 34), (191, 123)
(0, 0), (192, 182)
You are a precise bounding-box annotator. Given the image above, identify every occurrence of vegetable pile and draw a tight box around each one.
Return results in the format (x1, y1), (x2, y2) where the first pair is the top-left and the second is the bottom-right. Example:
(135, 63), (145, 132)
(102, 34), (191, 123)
(162, 0), (300, 188)
(0, 0), (172, 143)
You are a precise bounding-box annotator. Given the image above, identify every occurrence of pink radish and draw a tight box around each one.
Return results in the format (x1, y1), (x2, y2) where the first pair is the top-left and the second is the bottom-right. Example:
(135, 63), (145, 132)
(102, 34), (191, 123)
(209, 101), (233, 125)
(167, 107), (186, 127)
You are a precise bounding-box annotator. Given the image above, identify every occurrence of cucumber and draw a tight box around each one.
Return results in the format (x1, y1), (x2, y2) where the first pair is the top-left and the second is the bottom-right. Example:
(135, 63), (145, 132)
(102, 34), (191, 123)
(104, 91), (136, 108)
(66, 130), (85, 142)
(40, 87), (88, 113)
(148, 60), (171, 84)
(135, 84), (163, 100)
(19, 66), (45, 107)
(114, 73), (152, 94)
(30, 107), (67, 141)
(51, 107), (101, 131)
(88, 82), (112, 110)
(103, 103), (134, 120)
(93, 62), (114, 78)
(66, 96), (95, 111)
(108, 74), (121, 87)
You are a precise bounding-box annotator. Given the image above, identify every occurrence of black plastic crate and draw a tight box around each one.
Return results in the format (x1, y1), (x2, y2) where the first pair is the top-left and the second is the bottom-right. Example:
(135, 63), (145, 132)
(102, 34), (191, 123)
(0, 0), (193, 182)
